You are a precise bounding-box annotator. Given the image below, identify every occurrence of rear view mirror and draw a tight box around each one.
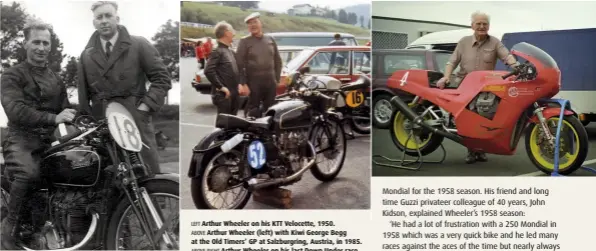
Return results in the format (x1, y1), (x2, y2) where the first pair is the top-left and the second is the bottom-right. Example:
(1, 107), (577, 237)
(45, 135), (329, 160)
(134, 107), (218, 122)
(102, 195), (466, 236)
(299, 66), (310, 74)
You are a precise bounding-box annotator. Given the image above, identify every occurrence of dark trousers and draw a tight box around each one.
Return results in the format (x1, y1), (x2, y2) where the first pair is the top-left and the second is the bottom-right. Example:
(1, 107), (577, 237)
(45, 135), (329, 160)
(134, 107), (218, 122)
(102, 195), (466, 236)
(2, 129), (50, 240)
(199, 58), (206, 69)
(90, 97), (161, 175)
(214, 91), (239, 116)
(246, 75), (277, 118)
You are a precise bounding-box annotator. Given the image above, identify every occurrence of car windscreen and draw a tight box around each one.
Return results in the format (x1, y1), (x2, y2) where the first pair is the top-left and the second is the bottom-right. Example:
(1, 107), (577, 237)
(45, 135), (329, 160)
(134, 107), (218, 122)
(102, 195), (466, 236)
(272, 36), (357, 46)
(285, 48), (315, 72)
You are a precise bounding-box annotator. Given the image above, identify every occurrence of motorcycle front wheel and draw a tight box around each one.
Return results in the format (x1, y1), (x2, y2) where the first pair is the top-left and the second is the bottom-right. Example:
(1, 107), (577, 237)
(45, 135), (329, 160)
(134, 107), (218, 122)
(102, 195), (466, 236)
(191, 149), (252, 209)
(106, 179), (179, 250)
(525, 115), (588, 175)
(309, 118), (347, 181)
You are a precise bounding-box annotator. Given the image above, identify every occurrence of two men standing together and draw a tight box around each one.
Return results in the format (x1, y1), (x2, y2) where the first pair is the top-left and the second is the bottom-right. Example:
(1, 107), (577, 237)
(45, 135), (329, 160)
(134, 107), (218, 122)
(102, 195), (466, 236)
(0, 1), (171, 248)
(204, 12), (282, 117)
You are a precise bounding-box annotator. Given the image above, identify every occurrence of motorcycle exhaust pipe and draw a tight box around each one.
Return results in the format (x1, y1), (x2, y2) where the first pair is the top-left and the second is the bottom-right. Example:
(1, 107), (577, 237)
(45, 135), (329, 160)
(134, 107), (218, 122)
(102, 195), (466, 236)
(390, 96), (462, 143)
(245, 143), (317, 191)
(22, 212), (100, 251)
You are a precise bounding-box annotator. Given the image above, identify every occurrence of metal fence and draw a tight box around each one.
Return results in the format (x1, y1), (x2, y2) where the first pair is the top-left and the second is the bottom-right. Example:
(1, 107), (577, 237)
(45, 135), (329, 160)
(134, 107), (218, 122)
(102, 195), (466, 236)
(372, 31), (408, 50)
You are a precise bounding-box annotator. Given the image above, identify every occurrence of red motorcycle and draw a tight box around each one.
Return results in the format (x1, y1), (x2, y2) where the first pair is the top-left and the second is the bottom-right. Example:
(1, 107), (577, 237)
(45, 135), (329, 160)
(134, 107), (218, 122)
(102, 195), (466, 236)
(387, 42), (588, 175)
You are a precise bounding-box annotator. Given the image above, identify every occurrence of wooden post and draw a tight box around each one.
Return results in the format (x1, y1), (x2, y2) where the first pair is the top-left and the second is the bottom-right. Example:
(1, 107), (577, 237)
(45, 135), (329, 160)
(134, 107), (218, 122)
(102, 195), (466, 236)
(252, 187), (292, 209)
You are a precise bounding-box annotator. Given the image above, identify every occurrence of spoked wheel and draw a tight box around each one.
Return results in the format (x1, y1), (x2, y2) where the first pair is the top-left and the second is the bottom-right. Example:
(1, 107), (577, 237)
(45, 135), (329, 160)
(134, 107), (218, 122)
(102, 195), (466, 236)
(107, 179), (180, 250)
(390, 103), (444, 157)
(191, 150), (251, 209)
(350, 106), (371, 135)
(309, 118), (347, 181)
(525, 115), (588, 175)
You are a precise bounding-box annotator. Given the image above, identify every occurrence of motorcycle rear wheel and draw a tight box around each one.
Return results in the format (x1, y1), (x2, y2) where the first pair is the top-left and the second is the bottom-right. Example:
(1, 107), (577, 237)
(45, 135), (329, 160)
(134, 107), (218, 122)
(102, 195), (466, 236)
(191, 149), (251, 209)
(390, 103), (444, 157)
(525, 115), (588, 175)
(106, 179), (179, 250)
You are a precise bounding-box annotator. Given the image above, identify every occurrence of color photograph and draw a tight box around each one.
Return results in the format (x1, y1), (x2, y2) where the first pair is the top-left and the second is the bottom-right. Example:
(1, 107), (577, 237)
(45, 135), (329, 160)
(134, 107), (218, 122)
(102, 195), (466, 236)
(371, 1), (596, 177)
(180, 0), (372, 210)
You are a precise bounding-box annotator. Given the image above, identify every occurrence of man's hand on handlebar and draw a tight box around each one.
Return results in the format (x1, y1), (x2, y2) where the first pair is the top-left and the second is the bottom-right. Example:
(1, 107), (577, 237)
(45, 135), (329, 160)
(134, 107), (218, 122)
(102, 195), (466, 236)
(437, 77), (450, 89)
(55, 109), (77, 124)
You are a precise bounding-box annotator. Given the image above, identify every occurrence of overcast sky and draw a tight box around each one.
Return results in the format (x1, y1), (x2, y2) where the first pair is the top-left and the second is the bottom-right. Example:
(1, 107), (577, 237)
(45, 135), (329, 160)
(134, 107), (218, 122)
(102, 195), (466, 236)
(13, 0), (179, 58)
(258, 0), (370, 13)
(372, 1), (596, 33)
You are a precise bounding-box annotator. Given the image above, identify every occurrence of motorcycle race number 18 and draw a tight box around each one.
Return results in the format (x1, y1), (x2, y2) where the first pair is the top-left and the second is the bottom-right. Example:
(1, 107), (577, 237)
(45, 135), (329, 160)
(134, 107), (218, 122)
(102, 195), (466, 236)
(105, 102), (143, 152)
(248, 140), (267, 169)
(346, 90), (365, 108)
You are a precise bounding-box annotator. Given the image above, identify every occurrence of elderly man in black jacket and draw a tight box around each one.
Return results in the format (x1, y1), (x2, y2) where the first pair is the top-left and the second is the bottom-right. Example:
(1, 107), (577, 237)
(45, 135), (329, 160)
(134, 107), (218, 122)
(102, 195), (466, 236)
(0, 21), (75, 250)
(204, 21), (248, 115)
(78, 1), (171, 175)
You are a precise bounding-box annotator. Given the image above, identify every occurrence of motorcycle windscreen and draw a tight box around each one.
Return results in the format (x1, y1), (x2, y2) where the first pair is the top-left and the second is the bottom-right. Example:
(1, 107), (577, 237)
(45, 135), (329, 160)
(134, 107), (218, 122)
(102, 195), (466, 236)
(510, 42), (558, 69)
(105, 102), (143, 152)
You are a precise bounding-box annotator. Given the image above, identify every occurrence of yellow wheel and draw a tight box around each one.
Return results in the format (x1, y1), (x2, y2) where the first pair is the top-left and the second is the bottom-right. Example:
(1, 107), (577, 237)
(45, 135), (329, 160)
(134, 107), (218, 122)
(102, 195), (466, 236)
(389, 103), (444, 157)
(525, 115), (588, 175)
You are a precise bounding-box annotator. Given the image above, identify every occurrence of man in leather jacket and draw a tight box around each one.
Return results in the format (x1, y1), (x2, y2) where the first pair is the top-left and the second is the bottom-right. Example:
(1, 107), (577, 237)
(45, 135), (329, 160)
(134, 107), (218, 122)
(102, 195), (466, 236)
(204, 21), (247, 115)
(236, 12), (282, 118)
(0, 21), (75, 250)
(78, 1), (171, 175)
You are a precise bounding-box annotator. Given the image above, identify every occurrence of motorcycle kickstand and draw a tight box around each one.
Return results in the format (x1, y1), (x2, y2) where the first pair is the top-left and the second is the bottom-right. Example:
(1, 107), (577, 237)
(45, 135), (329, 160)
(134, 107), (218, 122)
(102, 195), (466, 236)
(372, 130), (447, 170)
(342, 118), (356, 140)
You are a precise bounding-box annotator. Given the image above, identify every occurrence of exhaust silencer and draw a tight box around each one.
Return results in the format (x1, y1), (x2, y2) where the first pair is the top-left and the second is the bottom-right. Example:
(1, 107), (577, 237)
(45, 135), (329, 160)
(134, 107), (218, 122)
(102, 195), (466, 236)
(390, 96), (462, 143)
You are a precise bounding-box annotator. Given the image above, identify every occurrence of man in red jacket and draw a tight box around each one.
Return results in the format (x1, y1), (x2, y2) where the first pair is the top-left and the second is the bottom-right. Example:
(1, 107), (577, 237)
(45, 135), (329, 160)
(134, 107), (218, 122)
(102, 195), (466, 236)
(203, 37), (213, 59)
(195, 41), (205, 69)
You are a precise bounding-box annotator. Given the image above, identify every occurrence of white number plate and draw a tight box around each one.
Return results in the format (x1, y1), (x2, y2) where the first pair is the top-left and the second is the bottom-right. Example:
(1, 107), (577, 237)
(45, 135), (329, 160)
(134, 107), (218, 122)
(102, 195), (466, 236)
(105, 102), (143, 152)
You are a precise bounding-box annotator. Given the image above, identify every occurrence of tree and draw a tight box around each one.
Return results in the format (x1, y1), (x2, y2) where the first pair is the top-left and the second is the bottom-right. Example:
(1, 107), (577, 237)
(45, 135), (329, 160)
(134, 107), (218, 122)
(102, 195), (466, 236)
(368, 19), (371, 29)
(348, 12), (358, 25)
(310, 8), (316, 16)
(60, 56), (78, 87)
(1, 2), (65, 72)
(152, 19), (180, 82)
(360, 15), (364, 28)
(338, 9), (348, 24)
(218, 1), (259, 9)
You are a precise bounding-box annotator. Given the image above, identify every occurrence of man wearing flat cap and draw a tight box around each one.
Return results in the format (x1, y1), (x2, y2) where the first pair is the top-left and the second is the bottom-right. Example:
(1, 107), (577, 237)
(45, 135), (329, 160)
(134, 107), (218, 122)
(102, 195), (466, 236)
(235, 12), (282, 118)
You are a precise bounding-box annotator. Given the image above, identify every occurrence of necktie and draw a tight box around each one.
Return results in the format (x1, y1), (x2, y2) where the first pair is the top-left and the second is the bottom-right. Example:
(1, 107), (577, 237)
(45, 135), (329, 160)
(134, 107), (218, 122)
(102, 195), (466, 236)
(105, 41), (112, 58)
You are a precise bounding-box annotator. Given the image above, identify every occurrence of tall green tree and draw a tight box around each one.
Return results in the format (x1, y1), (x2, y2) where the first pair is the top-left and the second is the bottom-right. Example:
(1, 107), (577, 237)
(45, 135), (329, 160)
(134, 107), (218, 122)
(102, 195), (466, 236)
(60, 56), (79, 87)
(1, 2), (65, 72)
(152, 19), (180, 82)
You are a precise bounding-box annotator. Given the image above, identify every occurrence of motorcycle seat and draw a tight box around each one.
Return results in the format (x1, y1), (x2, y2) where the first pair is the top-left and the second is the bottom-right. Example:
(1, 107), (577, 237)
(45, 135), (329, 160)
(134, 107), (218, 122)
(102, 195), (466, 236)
(215, 114), (271, 130)
(341, 75), (371, 91)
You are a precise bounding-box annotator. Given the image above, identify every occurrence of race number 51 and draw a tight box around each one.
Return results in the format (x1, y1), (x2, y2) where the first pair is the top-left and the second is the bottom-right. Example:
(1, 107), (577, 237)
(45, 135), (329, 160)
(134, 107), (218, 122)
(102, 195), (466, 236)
(346, 90), (365, 108)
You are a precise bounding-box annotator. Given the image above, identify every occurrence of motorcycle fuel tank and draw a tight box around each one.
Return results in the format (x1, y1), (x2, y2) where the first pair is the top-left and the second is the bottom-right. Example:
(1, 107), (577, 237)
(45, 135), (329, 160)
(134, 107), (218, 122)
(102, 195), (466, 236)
(41, 145), (101, 187)
(266, 100), (312, 131)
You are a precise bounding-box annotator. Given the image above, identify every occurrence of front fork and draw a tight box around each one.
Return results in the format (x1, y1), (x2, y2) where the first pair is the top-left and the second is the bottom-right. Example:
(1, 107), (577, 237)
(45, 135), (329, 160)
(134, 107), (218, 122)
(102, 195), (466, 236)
(117, 150), (178, 250)
(532, 103), (556, 144)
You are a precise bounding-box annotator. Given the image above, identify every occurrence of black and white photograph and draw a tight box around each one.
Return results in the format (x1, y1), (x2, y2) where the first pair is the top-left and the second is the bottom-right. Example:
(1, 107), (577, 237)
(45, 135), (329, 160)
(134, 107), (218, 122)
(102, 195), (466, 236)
(0, 1), (180, 250)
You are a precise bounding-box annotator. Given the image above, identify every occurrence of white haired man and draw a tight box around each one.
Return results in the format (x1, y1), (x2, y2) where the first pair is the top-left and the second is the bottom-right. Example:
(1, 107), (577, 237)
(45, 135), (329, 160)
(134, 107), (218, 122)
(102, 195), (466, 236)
(436, 11), (520, 164)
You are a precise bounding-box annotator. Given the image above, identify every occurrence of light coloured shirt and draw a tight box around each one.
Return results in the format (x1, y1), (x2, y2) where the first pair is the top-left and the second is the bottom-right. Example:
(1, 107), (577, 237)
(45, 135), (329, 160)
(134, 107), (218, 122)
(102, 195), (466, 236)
(100, 31), (119, 54)
(448, 35), (510, 78)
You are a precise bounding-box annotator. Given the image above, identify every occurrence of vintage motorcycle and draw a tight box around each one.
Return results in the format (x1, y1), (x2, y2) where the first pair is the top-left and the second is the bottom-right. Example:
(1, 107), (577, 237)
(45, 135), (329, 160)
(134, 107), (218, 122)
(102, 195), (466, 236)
(0, 102), (179, 250)
(387, 42), (589, 175)
(298, 74), (371, 135)
(189, 67), (347, 209)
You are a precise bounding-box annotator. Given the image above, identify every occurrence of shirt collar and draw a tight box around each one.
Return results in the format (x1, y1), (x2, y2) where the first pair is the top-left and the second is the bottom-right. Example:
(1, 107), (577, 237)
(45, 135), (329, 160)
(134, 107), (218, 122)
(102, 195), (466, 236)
(472, 34), (490, 46)
(100, 31), (119, 51)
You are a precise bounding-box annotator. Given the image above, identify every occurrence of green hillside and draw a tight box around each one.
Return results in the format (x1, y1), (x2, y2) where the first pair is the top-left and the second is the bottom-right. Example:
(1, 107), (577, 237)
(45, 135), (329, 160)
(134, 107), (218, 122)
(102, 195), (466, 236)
(181, 2), (370, 40)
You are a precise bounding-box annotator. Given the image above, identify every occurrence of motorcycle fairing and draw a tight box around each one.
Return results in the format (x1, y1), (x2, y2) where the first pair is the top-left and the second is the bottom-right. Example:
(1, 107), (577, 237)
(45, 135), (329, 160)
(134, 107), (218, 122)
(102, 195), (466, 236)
(388, 47), (561, 154)
(105, 101), (143, 152)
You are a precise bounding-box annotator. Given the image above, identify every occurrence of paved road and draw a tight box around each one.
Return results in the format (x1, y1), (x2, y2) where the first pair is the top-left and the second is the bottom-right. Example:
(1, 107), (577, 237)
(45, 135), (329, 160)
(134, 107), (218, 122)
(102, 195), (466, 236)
(372, 124), (596, 176)
(179, 57), (371, 209)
